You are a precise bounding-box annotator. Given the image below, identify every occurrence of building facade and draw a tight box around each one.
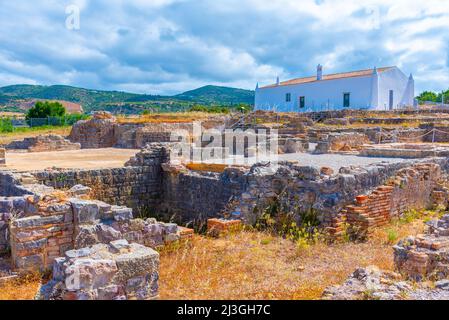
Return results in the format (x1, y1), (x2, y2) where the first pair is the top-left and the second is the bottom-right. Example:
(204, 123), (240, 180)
(255, 65), (415, 112)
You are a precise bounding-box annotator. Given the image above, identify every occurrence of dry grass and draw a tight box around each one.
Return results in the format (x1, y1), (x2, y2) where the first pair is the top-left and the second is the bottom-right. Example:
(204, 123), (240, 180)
(0, 272), (41, 300)
(116, 112), (221, 124)
(0, 126), (72, 145)
(0, 211), (433, 300)
(159, 216), (429, 300)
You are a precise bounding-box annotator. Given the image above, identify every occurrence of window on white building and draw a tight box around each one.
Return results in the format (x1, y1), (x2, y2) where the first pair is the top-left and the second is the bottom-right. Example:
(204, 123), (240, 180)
(286, 93), (291, 102)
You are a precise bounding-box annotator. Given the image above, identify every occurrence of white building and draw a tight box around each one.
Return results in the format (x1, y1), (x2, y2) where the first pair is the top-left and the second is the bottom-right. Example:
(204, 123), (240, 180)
(255, 65), (415, 112)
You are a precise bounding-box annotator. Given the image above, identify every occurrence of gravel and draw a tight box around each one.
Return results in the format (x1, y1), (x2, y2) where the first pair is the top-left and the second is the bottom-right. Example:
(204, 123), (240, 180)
(214, 152), (409, 171)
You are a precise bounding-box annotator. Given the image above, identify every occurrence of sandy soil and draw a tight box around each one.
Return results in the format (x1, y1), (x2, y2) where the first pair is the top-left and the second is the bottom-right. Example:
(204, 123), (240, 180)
(1, 148), (139, 171)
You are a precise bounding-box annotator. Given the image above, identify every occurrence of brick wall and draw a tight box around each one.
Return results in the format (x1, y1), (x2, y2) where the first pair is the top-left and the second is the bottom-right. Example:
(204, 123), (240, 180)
(335, 163), (446, 238)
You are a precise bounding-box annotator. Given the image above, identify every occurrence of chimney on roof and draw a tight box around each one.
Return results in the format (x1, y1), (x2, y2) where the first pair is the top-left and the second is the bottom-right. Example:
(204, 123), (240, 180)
(276, 76), (280, 86)
(317, 64), (323, 80)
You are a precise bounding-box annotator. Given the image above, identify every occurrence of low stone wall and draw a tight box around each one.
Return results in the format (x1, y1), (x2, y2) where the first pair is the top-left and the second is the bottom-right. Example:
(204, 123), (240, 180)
(360, 143), (449, 158)
(6, 135), (80, 152)
(38, 240), (159, 300)
(420, 124), (449, 143)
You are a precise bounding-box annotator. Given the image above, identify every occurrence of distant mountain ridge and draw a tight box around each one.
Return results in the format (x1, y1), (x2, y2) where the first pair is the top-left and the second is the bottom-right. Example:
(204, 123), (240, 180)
(0, 84), (255, 114)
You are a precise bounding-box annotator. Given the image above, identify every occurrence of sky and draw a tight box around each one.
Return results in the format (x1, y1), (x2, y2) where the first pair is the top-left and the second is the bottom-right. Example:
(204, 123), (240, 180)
(0, 0), (448, 95)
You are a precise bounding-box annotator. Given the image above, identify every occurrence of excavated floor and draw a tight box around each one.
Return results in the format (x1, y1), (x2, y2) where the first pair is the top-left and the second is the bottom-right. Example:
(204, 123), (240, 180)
(1, 148), (139, 171)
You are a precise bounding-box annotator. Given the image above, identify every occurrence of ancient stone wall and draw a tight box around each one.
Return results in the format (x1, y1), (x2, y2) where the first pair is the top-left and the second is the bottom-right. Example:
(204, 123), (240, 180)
(68, 112), (117, 148)
(0, 172), (33, 196)
(158, 166), (247, 224)
(32, 166), (163, 213)
(228, 158), (449, 230)
(10, 196), (75, 270)
(69, 111), (197, 149)
(4, 184), (182, 272)
(6, 135), (80, 152)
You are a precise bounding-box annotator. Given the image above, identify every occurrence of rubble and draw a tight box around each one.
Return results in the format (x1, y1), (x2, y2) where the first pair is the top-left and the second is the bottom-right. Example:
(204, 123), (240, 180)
(394, 214), (449, 281)
(322, 266), (449, 300)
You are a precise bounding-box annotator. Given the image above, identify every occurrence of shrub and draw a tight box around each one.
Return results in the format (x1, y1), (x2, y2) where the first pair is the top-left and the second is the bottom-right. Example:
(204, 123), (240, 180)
(0, 118), (14, 133)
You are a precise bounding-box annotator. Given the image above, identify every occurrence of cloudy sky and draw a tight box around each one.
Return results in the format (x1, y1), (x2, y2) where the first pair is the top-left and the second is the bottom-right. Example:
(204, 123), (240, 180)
(0, 0), (448, 95)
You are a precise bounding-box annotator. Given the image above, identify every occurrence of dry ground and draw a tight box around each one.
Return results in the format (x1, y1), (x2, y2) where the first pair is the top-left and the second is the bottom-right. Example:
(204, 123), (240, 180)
(0, 148), (139, 171)
(0, 212), (433, 300)
(159, 216), (429, 300)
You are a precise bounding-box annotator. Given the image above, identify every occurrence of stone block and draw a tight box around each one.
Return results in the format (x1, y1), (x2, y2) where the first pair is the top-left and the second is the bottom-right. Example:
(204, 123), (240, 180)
(111, 206), (133, 222)
(70, 199), (100, 224)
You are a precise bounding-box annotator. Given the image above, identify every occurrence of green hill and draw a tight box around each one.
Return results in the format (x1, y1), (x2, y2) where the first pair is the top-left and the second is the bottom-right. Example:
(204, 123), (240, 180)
(0, 84), (254, 114)
(175, 85), (254, 105)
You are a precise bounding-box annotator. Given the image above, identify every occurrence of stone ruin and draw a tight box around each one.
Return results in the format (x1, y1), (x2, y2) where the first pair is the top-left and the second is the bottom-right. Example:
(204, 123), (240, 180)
(5, 134), (81, 152)
(322, 265), (449, 300)
(360, 143), (449, 159)
(0, 169), (190, 300)
(314, 132), (370, 154)
(18, 141), (449, 242)
(394, 214), (449, 281)
(68, 111), (200, 149)
(337, 162), (449, 239)
(323, 214), (449, 300)
(68, 111), (117, 148)
(37, 240), (159, 300)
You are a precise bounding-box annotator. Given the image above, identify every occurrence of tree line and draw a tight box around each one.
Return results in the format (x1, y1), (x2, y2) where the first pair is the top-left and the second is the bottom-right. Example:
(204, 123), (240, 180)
(416, 89), (449, 104)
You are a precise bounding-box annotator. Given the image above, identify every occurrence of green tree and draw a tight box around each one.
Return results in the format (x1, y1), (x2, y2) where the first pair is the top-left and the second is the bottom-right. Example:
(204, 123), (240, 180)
(26, 101), (66, 120)
(416, 91), (438, 104)
(436, 90), (449, 104)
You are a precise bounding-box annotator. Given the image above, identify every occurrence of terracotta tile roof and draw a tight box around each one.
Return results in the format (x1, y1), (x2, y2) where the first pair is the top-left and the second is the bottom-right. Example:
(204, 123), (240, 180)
(260, 66), (394, 89)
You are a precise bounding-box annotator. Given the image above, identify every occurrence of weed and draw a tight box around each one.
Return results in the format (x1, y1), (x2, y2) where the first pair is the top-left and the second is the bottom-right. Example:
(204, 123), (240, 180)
(386, 229), (398, 244)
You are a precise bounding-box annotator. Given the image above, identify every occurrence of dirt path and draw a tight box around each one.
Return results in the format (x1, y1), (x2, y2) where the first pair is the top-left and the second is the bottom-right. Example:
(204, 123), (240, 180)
(1, 148), (139, 171)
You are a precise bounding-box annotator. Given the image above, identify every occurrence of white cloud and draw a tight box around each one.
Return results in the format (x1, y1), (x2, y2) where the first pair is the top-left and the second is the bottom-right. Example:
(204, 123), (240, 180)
(0, 0), (448, 95)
